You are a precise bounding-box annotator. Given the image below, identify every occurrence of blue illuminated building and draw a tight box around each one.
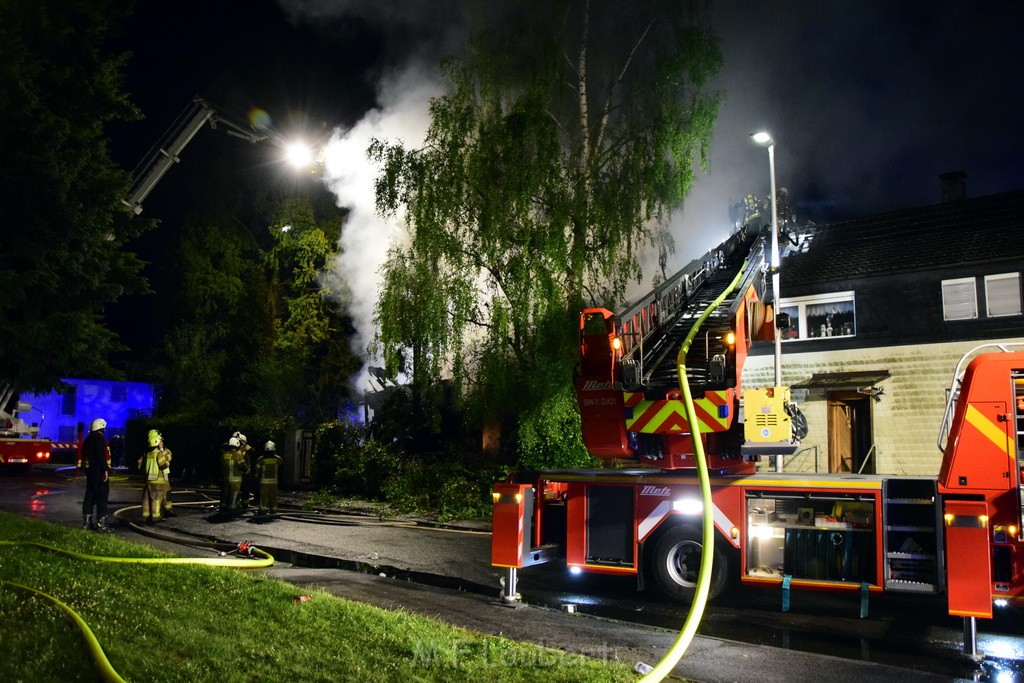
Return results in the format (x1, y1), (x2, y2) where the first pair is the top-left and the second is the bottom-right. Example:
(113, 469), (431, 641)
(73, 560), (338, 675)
(19, 378), (157, 444)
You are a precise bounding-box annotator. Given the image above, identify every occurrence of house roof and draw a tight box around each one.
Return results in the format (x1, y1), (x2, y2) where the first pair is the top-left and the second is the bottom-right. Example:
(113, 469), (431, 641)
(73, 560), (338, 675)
(781, 188), (1024, 286)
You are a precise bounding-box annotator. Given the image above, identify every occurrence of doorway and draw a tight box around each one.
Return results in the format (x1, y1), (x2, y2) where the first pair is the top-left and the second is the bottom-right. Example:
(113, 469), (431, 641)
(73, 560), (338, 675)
(827, 392), (874, 473)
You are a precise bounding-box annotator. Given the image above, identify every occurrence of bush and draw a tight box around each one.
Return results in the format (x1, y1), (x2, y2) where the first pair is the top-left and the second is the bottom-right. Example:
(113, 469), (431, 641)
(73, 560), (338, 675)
(517, 383), (597, 470)
(312, 422), (400, 498)
(382, 457), (509, 522)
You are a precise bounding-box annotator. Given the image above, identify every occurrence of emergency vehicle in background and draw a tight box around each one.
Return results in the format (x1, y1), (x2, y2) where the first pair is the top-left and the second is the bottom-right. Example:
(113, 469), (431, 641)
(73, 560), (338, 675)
(0, 384), (52, 469)
(491, 223), (1022, 643)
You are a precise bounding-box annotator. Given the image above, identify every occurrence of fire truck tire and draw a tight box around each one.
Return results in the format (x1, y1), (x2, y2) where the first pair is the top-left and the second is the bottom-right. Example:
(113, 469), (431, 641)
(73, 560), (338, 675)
(651, 525), (727, 602)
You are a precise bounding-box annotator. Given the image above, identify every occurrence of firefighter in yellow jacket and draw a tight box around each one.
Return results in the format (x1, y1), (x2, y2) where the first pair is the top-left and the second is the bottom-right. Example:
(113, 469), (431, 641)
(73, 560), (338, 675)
(219, 437), (247, 514)
(256, 441), (284, 514)
(138, 429), (171, 524)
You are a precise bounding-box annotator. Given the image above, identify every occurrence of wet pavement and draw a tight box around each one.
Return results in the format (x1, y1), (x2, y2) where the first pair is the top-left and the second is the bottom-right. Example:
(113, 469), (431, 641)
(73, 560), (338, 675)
(3, 468), (1014, 681)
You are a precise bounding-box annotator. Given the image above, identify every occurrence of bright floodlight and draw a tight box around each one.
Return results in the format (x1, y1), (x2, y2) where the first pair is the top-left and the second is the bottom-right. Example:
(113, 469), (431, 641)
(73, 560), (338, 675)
(751, 131), (773, 146)
(285, 141), (315, 169)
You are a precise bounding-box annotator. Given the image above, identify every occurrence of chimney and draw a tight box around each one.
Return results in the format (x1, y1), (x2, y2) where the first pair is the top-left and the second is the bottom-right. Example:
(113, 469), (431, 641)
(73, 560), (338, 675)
(939, 171), (967, 202)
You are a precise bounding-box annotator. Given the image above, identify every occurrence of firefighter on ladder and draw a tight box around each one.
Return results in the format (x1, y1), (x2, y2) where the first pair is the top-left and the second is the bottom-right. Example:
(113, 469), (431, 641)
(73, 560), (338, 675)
(138, 429), (171, 524)
(256, 440), (284, 515)
(78, 418), (112, 532)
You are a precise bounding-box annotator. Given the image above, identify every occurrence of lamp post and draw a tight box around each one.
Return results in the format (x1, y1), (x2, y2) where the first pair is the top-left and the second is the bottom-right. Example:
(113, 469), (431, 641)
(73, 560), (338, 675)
(751, 131), (782, 388)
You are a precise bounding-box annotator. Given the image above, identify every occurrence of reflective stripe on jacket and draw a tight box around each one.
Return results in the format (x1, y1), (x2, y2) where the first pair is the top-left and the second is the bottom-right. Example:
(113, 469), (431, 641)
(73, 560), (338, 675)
(257, 454), (283, 484)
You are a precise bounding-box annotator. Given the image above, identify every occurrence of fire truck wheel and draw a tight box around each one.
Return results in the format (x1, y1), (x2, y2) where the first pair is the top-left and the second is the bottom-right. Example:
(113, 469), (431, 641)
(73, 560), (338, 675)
(651, 525), (727, 602)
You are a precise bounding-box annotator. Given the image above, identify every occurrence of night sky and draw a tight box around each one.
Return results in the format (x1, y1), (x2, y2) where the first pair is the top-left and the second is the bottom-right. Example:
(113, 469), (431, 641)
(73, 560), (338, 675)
(105, 0), (1024, 365)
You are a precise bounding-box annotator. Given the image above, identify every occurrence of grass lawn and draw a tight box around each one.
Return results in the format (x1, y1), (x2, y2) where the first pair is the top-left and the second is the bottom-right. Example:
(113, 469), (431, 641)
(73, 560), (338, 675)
(0, 511), (635, 682)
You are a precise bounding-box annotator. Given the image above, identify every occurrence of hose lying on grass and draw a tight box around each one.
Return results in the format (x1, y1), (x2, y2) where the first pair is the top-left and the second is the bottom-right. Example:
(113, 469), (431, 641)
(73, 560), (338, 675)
(0, 538), (274, 682)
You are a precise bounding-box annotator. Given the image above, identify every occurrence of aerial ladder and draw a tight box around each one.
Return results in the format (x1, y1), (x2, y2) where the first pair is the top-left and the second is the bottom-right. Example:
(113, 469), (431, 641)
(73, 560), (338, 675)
(575, 223), (801, 471)
(123, 96), (282, 215)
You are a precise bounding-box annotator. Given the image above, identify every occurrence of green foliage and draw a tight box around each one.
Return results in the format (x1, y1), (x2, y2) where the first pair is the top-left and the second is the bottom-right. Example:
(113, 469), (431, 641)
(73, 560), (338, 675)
(312, 422), (400, 498)
(157, 195), (359, 423)
(370, 1), (722, 468)
(518, 383), (598, 471)
(312, 419), (507, 522)
(381, 457), (509, 522)
(0, 0), (151, 393)
(0, 512), (634, 682)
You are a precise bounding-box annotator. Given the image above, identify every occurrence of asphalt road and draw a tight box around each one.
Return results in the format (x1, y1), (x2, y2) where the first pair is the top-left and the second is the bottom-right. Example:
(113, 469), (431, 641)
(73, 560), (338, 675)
(2, 467), (1020, 682)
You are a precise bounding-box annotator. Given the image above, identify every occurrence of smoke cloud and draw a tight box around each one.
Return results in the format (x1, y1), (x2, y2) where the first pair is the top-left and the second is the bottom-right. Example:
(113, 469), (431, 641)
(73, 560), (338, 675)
(279, 0), (1024, 386)
(318, 67), (440, 388)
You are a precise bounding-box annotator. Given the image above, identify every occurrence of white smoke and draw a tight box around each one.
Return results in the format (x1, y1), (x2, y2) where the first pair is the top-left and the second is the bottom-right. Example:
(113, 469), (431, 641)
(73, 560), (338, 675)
(319, 66), (443, 391)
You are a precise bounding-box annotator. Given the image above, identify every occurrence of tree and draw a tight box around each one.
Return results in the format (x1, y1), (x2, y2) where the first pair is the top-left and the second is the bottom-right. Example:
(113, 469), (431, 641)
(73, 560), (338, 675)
(157, 194), (359, 423)
(0, 0), (150, 394)
(371, 0), (722, 464)
(260, 197), (362, 422)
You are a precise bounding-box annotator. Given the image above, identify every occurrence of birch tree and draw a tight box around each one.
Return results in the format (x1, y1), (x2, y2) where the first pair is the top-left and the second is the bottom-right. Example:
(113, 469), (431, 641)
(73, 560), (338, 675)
(371, 0), (722, 464)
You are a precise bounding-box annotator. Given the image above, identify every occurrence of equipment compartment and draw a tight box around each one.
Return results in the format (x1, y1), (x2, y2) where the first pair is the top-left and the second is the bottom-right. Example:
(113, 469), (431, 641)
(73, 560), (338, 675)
(745, 491), (877, 584)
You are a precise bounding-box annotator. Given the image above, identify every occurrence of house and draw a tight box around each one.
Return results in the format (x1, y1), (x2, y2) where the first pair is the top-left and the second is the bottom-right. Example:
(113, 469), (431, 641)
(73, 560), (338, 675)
(742, 174), (1024, 476)
(19, 379), (158, 457)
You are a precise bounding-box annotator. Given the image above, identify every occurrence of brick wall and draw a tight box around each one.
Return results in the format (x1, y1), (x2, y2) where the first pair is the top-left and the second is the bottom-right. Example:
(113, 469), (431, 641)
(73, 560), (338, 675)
(742, 338), (1024, 475)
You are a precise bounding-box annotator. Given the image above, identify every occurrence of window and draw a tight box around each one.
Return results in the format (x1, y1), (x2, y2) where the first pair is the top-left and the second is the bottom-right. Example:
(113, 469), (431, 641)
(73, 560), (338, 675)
(941, 278), (978, 320)
(60, 386), (76, 417)
(110, 384), (127, 402)
(778, 292), (856, 342)
(984, 273), (1022, 317)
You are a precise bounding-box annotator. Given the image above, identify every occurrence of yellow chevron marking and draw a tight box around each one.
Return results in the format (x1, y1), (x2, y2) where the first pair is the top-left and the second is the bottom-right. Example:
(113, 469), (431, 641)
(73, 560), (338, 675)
(965, 404), (1012, 461)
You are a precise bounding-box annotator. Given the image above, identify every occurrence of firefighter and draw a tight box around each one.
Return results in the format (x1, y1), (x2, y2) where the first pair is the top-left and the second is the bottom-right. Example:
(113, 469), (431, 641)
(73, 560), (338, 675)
(157, 431), (176, 517)
(233, 431), (257, 509)
(137, 429), (171, 524)
(255, 441), (284, 515)
(219, 437), (247, 514)
(79, 418), (112, 532)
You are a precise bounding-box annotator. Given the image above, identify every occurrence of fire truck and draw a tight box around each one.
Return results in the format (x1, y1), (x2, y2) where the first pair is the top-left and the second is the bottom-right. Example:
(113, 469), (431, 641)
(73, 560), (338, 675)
(0, 384), (52, 470)
(491, 223), (1022, 642)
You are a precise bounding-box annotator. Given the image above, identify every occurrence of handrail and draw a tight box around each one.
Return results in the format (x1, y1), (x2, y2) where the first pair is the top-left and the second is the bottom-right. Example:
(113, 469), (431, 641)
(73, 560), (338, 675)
(936, 342), (1024, 452)
(616, 225), (770, 388)
(857, 443), (877, 474)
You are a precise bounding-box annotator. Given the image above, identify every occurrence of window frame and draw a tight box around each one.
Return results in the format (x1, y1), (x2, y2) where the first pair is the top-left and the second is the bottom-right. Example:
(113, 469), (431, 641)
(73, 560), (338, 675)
(983, 272), (1022, 318)
(941, 277), (978, 321)
(778, 291), (856, 342)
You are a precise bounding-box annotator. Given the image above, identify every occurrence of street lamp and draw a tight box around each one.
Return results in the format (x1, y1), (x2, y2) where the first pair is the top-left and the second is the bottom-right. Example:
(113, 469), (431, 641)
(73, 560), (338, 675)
(284, 141), (316, 170)
(751, 131), (782, 388)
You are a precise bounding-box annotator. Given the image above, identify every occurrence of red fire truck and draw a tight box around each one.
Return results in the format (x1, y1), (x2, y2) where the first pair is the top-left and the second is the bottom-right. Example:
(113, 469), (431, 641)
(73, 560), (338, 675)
(0, 385), (52, 470)
(491, 225), (1022, 643)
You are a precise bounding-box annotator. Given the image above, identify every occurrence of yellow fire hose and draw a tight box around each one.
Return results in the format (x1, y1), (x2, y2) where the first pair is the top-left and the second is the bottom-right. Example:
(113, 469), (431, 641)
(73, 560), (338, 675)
(0, 535), (274, 682)
(640, 262), (749, 682)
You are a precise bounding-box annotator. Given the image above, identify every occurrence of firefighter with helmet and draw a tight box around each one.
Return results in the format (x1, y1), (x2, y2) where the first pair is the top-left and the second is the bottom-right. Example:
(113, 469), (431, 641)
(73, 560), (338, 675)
(233, 431), (257, 509)
(79, 418), (112, 532)
(256, 440), (284, 515)
(138, 429), (171, 524)
(219, 436), (248, 514)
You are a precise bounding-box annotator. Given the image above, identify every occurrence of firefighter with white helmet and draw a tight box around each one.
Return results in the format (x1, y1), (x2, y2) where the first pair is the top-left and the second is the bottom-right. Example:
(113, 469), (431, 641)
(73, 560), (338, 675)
(233, 431), (257, 509)
(137, 429), (171, 524)
(80, 418), (112, 532)
(256, 440), (284, 515)
(218, 436), (248, 514)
